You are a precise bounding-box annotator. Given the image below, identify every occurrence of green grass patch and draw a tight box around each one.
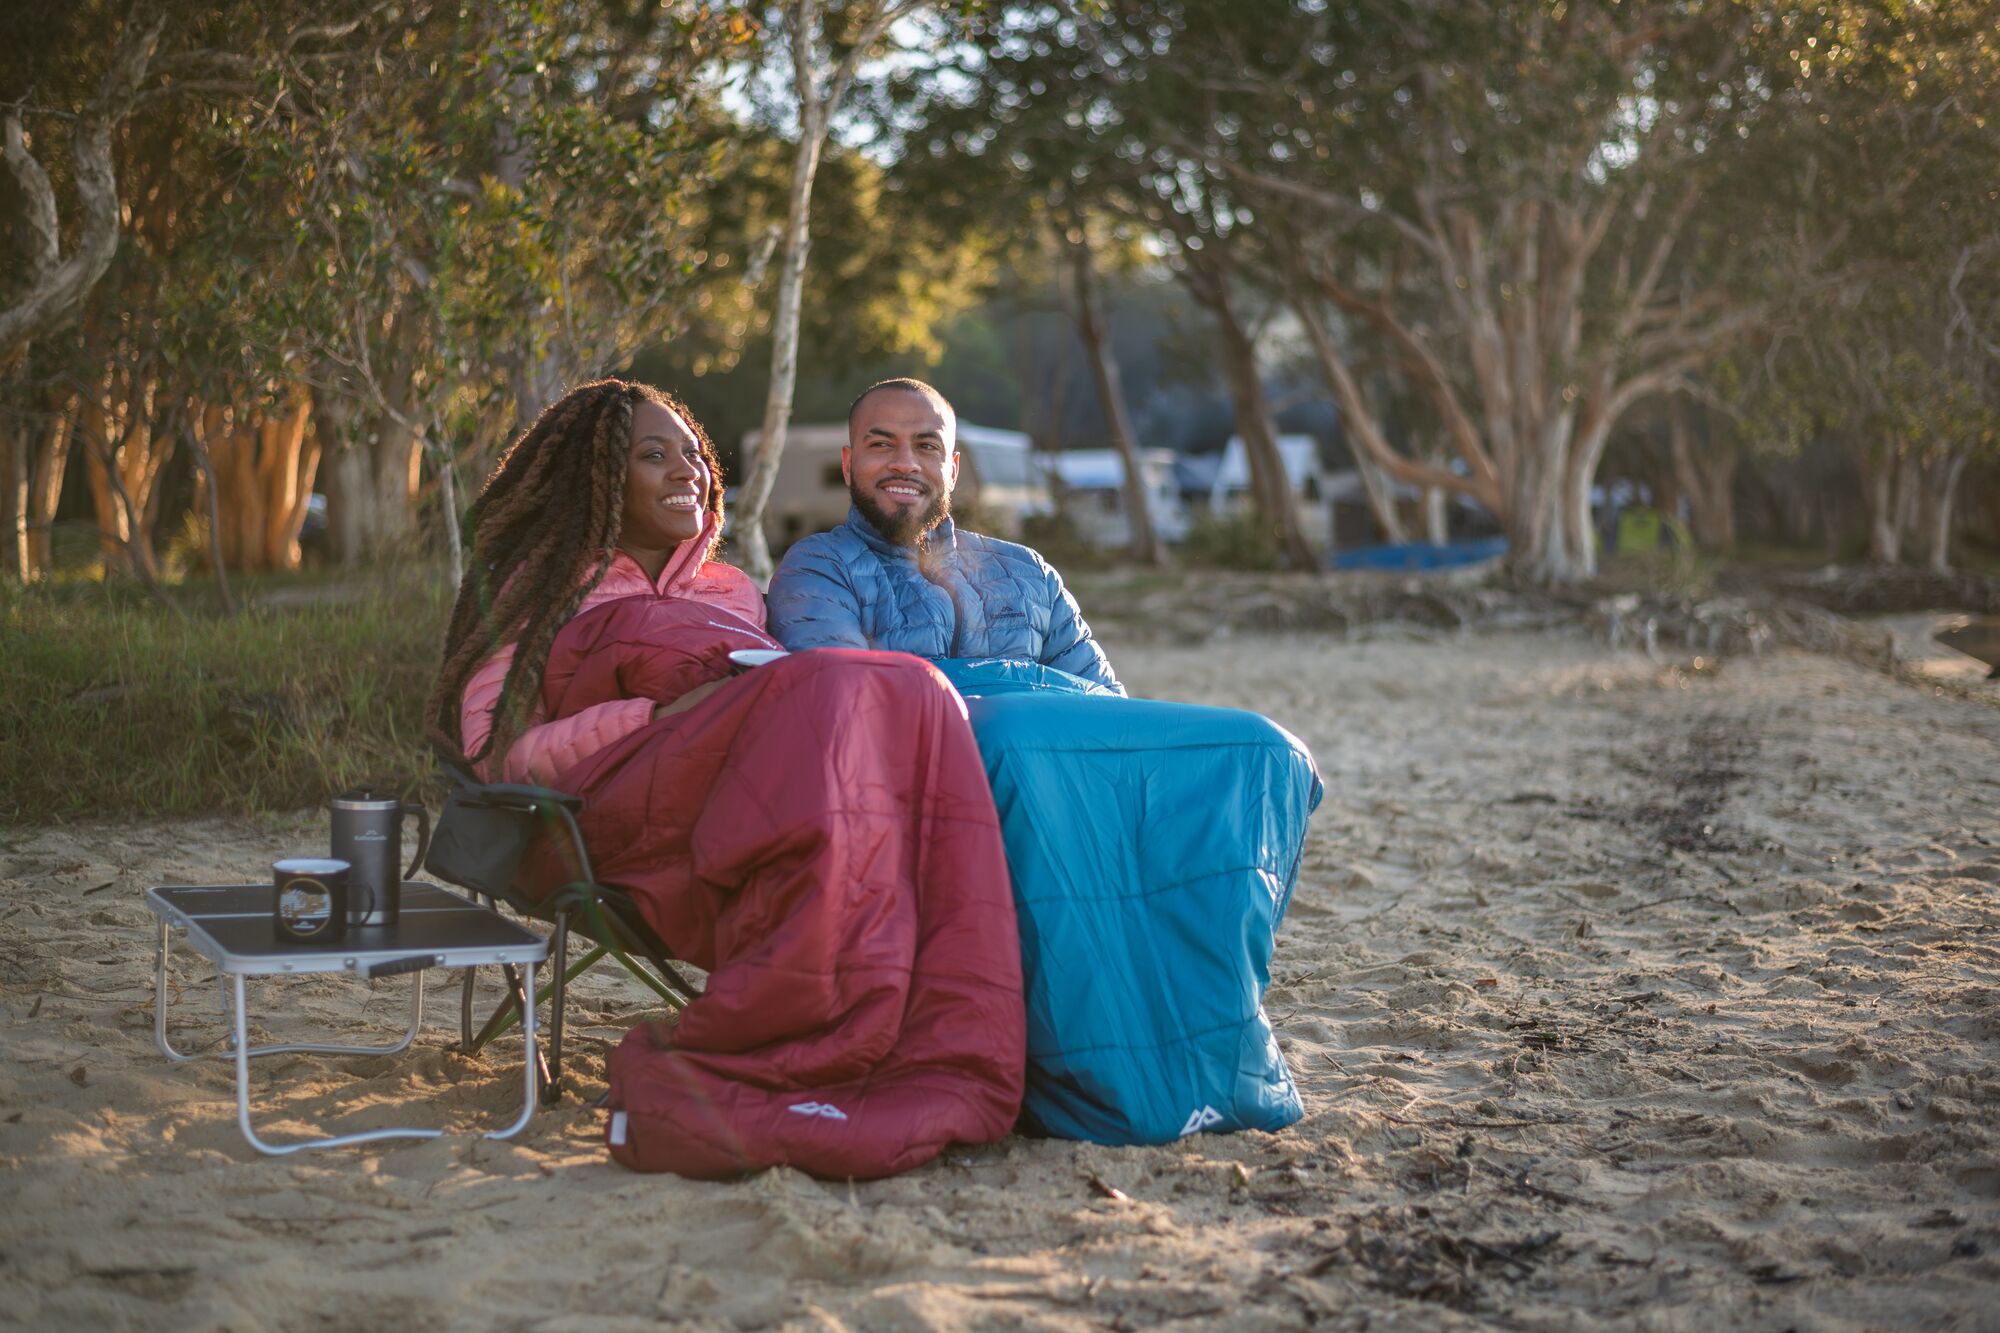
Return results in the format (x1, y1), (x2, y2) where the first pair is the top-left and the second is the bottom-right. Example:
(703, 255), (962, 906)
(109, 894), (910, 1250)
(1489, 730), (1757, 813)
(1, 574), (450, 824)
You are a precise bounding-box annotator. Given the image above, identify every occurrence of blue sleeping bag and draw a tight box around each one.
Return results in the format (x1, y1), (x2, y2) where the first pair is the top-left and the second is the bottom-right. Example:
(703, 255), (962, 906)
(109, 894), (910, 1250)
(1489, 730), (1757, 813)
(935, 659), (1322, 1144)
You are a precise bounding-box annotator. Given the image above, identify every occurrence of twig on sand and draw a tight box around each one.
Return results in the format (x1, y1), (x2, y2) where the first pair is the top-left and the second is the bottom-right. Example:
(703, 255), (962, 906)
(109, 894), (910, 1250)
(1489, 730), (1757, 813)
(1617, 891), (1742, 917)
(1377, 1112), (1570, 1129)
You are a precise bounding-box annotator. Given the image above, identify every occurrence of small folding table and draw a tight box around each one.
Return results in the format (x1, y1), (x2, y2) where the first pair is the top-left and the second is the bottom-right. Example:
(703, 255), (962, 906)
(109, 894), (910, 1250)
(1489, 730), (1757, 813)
(146, 881), (549, 1155)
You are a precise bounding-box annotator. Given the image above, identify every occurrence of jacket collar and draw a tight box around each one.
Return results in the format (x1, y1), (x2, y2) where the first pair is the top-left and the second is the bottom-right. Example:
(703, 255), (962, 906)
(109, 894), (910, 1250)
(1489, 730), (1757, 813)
(609, 509), (722, 594)
(843, 504), (957, 563)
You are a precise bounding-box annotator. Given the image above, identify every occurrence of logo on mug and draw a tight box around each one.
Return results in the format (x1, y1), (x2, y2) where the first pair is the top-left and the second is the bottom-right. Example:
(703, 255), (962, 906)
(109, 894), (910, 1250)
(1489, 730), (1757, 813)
(273, 857), (348, 944)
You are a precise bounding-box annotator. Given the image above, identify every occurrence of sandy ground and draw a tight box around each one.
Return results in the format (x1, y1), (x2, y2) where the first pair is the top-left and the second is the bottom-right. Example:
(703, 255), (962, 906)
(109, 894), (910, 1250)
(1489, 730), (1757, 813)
(2, 626), (1997, 1332)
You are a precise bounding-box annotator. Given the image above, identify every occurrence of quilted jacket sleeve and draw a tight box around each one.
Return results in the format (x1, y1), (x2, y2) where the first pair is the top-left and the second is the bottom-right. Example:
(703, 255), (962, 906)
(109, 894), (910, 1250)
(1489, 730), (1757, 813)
(459, 643), (654, 787)
(1036, 559), (1125, 696)
(767, 538), (871, 650)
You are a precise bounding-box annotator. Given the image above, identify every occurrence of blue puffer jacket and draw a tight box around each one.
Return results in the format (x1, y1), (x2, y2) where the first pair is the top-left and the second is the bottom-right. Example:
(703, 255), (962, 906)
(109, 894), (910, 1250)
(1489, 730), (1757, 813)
(767, 508), (1124, 694)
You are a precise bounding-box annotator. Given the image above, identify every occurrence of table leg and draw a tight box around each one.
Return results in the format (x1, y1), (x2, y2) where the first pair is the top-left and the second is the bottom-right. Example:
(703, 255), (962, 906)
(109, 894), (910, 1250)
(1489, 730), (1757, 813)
(154, 920), (207, 1065)
(230, 974), (427, 1059)
(231, 973), (450, 1155)
(155, 922), (424, 1064)
(485, 959), (539, 1142)
(227, 964), (539, 1155)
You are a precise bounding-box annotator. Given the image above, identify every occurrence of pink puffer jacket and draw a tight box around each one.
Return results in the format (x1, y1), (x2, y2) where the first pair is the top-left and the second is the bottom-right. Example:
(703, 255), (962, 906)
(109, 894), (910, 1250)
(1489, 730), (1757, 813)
(459, 514), (764, 785)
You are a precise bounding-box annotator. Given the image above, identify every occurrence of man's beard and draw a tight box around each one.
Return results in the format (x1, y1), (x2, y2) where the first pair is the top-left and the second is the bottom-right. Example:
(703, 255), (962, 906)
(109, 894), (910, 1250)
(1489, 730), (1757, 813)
(852, 482), (950, 548)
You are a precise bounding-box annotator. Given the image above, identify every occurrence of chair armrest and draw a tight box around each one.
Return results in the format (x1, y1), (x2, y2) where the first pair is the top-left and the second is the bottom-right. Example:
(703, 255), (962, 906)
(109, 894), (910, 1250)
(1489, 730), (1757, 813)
(460, 782), (583, 813)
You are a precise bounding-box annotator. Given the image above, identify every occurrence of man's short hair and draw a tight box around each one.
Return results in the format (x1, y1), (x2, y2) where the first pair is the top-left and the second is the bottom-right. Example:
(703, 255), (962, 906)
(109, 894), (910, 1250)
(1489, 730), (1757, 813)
(847, 378), (956, 434)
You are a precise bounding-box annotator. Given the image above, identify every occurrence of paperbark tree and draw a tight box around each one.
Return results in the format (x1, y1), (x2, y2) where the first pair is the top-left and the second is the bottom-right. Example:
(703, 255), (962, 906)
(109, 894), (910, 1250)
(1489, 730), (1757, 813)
(1170, 239), (1316, 570)
(3, 388), (75, 580)
(0, 8), (165, 370)
(1666, 395), (1737, 552)
(73, 352), (177, 583)
(187, 389), (319, 571)
(911, 4), (1324, 566)
(1054, 210), (1165, 565)
(733, 0), (931, 585)
(1190, 0), (1794, 582)
(193, 3), (745, 566)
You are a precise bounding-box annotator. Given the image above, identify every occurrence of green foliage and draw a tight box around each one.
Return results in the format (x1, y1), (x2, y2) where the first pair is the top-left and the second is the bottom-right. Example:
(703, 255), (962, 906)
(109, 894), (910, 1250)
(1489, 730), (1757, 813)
(1015, 510), (1110, 573)
(1181, 510), (1282, 571)
(154, 3), (755, 488)
(0, 577), (448, 823)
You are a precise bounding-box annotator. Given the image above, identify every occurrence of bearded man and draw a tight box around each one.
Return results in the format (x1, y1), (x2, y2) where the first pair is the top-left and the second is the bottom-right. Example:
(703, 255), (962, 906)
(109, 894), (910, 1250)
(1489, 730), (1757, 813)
(766, 378), (1123, 694)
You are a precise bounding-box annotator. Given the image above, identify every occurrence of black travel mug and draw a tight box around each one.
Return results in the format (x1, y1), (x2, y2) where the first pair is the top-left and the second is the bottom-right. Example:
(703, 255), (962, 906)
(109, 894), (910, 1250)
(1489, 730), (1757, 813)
(330, 788), (432, 927)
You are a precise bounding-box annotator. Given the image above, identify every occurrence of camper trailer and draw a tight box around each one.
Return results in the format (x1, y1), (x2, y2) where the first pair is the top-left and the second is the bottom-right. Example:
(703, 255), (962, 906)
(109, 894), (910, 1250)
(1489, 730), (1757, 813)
(740, 421), (1052, 550)
(1210, 435), (1331, 545)
(1042, 448), (1188, 549)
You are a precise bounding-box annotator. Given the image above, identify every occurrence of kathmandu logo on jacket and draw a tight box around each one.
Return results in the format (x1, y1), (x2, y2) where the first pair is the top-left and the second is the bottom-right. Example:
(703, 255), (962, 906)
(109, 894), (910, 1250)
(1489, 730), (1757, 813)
(788, 1101), (849, 1121)
(1179, 1105), (1225, 1137)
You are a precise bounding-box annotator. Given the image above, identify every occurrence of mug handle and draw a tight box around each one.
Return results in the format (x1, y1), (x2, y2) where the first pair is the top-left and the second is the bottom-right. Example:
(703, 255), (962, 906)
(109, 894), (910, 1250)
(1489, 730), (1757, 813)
(403, 801), (432, 879)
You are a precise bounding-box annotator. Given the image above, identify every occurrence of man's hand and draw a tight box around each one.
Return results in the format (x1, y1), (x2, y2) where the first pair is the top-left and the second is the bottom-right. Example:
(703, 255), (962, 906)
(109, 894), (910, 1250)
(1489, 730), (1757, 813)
(651, 679), (725, 722)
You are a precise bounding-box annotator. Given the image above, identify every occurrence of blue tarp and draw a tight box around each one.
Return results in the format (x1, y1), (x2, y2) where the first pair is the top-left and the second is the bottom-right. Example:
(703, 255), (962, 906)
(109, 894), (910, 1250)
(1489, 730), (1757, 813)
(1328, 537), (1509, 572)
(935, 659), (1321, 1144)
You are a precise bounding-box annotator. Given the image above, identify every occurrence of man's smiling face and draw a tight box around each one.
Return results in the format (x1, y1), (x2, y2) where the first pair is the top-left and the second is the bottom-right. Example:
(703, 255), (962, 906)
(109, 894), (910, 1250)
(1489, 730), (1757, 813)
(844, 387), (959, 547)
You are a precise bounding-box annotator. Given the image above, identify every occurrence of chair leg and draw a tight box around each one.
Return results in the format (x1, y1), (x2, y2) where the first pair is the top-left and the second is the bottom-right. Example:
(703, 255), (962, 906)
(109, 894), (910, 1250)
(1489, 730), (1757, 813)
(460, 967), (477, 1050)
(496, 961), (554, 1096)
(544, 911), (570, 1105)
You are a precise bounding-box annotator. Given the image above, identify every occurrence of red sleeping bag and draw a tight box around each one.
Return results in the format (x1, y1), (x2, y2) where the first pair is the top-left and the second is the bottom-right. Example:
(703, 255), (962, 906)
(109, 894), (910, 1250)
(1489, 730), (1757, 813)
(535, 595), (1025, 1179)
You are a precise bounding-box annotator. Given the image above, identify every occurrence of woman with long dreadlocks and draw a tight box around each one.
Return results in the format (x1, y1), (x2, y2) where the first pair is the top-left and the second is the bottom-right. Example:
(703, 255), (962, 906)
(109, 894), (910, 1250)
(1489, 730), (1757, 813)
(430, 379), (1024, 1180)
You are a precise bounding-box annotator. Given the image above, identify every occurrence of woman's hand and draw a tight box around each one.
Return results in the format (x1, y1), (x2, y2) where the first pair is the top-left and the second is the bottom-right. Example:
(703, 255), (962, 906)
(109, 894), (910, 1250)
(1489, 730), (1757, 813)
(651, 679), (725, 722)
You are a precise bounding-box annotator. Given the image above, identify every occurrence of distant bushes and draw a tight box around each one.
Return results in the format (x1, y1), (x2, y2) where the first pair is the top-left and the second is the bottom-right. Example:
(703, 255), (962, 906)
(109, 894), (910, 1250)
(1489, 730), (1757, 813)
(1180, 511), (1283, 571)
(1017, 512), (1114, 571)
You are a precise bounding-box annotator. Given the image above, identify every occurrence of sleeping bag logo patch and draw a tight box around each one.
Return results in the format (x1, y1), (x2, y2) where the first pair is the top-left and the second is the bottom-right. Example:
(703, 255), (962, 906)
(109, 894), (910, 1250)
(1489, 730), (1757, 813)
(1178, 1105), (1225, 1137)
(788, 1101), (850, 1121)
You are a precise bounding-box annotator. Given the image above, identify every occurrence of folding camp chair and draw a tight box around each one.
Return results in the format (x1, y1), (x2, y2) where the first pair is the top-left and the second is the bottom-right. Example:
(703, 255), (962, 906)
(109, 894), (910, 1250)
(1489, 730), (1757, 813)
(423, 760), (701, 1103)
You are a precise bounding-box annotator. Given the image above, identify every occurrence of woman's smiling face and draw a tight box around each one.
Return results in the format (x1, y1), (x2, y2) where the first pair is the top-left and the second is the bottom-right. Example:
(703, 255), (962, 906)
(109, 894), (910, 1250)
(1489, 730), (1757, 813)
(621, 400), (709, 550)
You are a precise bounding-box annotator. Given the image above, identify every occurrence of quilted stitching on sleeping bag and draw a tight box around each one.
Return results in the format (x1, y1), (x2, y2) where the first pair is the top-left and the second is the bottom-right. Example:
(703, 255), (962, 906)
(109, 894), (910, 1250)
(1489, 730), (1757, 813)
(535, 602), (1024, 1180)
(935, 659), (1321, 1145)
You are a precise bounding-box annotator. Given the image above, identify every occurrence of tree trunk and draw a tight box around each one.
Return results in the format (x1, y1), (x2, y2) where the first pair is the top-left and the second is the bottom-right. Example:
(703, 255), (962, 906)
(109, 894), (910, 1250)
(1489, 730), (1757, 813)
(1352, 370), (1404, 544)
(432, 434), (464, 590)
(487, 37), (567, 434)
(1915, 449), (1970, 573)
(1212, 308), (1314, 568)
(177, 409), (235, 612)
(4, 419), (22, 581)
(258, 392), (318, 568)
(323, 439), (370, 565)
(1420, 441), (1449, 544)
(1507, 420), (1576, 583)
(1423, 482), (1448, 544)
(370, 412), (424, 560)
(0, 10), (166, 367)
(1181, 267), (1311, 568)
(1291, 292), (1476, 549)
(315, 354), (425, 567)
(1893, 453), (1922, 558)
(1042, 353), (1070, 455)
(1667, 396), (1738, 551)
(1861, 446), (1904, 565)
(1062, 224), (1164, 565)
(80, 365), (172, 583)
(201, 389), (319, 570)
(733, 130), (821, 582)
(731, 0), (909, 580)
(1353, 452), (1407, 545)
(24, 395), (75, 576)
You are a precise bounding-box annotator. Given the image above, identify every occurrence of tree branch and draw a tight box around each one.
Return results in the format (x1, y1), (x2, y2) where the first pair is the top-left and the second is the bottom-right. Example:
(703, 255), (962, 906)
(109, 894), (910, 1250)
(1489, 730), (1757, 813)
(0, 6), (166, 363)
